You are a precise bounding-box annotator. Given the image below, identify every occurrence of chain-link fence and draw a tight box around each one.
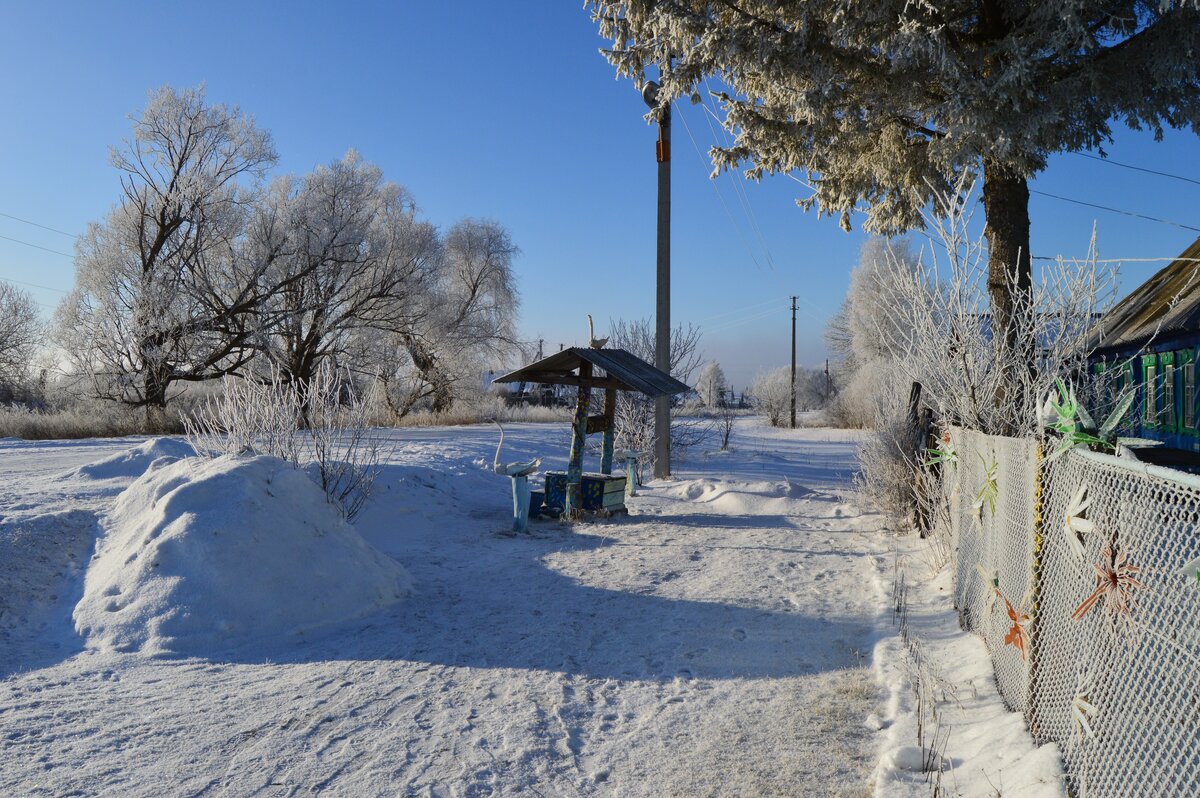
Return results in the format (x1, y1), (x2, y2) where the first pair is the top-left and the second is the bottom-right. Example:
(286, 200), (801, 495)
(948, 429), (1039, 713)
(946, 429), (1200, 797)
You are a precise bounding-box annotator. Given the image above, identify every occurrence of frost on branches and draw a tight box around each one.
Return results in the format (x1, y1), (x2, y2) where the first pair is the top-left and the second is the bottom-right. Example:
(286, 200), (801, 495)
(54, 86), (276, 424)
(696, 361), (727, 408)
(53, 86), (521, 425)
(607, 317), (705, 477)
(590, 0), (1200, 354)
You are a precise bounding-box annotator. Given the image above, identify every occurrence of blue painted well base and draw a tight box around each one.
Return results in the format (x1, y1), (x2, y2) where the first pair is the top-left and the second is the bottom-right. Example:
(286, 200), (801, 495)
(510, 474), (531, 533)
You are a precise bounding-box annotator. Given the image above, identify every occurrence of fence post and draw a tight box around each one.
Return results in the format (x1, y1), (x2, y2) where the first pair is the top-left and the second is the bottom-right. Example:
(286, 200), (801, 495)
(1025, 440), (1047, 738)
(906, 381), (930, 535)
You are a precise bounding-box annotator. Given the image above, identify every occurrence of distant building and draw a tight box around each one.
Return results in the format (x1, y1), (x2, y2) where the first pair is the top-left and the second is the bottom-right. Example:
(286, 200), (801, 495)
(1088, 235), (1200, 453)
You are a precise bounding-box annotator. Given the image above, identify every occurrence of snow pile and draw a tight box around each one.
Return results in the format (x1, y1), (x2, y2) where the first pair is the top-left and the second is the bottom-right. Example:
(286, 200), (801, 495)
(68, 437), (197, 481)
(664, 476), (842, 516)
(74, 454), (411, 655)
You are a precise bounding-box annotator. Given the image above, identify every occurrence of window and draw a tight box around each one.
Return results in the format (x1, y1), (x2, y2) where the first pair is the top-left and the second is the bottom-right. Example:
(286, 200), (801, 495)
(1145, 361), (1158, 425)
(1165, 363), (1177, 429)
(1186, 361), (1196, 429)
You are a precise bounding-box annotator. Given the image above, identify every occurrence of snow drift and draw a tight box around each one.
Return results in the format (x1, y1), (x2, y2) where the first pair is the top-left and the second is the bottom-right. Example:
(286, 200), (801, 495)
(74, 454), (411, 655)
(68, 437), (197, 481)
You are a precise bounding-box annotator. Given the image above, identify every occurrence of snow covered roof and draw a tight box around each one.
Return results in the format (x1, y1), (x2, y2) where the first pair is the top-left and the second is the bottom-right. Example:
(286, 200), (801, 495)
(1090, 235), (1200, 355)
(493, 347), (690, 398)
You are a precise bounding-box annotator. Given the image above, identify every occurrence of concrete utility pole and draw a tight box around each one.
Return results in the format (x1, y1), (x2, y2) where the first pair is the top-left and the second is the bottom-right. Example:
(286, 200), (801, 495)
(790, 296), (797, 429)
(643, 79), (672, 479)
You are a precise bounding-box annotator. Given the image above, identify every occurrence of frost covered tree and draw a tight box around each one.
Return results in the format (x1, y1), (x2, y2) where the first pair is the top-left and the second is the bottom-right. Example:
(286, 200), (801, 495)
(55, 86), (276, 423)
(795, 367), (835, 411)
(750, 367), (793, 427)
(825, 237), (923, 427)
(609, 317), (705, 472)
(251, 151), (440, 389)
(54, 86), (525, 427)
(399, 218), (520, 412)
(826, 238), (920, 374)
(351, 217), (520, 418)
(0, 283), (42, 400)
(696, 360), (727, 407)
(591, 1), (1200, 349)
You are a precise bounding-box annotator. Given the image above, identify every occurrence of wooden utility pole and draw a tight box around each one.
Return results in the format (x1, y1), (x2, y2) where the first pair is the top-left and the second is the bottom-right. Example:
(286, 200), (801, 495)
(644, 79), (672, 479)
(790, 296), (797, 429)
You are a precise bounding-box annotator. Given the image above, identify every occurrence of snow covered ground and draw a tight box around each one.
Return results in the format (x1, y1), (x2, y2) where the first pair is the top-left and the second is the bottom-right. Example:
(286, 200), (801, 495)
(872, 547), (1065, 798)
(0, 418), (1059, 796)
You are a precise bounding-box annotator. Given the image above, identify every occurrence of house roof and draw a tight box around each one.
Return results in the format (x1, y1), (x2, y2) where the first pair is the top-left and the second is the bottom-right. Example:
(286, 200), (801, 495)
(493, 347), (691, 398)
(1090, 235), (1200, 355)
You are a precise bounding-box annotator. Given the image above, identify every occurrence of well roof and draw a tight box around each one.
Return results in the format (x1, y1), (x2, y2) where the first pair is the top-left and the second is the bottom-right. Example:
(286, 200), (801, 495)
(493, 347), (691, 398)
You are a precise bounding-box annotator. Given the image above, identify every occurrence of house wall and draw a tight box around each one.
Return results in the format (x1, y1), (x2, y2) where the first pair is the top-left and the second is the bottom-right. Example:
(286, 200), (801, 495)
(1091, 341), (1199, 451)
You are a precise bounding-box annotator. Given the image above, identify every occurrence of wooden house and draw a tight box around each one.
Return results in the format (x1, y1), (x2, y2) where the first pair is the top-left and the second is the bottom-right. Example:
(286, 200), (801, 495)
(1088, 235), (1200, 457)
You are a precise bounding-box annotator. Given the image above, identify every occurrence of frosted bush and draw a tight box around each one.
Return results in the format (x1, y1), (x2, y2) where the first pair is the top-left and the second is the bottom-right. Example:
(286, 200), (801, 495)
(750, 367), (793, 427)
(184, 364), (383, 521)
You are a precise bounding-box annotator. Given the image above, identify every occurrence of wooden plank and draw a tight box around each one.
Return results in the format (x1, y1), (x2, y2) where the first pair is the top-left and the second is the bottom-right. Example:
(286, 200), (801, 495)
(601, 386), (616, 474)
(583, 474), (626, 492)
(602, 493), (626, 510)
(586, 414), (611, 434)
(565, 363), (593, 517)
(509, 371), (629, 391)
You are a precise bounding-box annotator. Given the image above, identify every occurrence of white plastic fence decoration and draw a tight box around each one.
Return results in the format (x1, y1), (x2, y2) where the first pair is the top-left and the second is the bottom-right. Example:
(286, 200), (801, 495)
(948, 429), (1038, 713)
(946, 428), (1200, 798)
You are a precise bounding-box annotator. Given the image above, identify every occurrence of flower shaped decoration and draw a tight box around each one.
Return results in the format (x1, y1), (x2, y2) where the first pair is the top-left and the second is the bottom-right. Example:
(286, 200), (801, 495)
(1041, 378), (1134, 463)
(973, 454), (999, 520)
(976, 563), (999, 613)
(1043, 378), (1095, 436)
(1071, 542), (1146, 622)
(1180, 555), (1200, 587)
(998, 588), (1033, 661)
(1071, 671), (1098, 743)
(1063, 485), (1096, 561)
(927, 430), (959, 468)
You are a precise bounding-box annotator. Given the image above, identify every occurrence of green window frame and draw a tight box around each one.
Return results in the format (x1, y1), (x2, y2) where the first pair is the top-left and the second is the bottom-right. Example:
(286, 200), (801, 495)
(1113, 359), (1136, 436)
(1143, 354), (1160, 428)
(1183, 350), (1197, 433)
(1163, 352), (1178, 432)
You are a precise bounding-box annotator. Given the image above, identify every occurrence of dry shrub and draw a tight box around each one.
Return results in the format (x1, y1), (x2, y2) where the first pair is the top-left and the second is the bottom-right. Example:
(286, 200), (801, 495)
(184, 364), (383, 521)
(0, 404), (179, 440)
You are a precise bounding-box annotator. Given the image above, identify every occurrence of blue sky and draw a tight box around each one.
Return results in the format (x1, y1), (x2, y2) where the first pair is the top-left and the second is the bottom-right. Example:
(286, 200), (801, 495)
(2, 2), (1199, 389)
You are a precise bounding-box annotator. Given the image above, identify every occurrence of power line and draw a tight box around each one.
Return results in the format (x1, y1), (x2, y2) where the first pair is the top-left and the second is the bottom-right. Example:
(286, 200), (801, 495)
(1070, 152), (1200, 188)
(697, 83), (777, 269)
(0, 211), (79, 238)
(676, 103), (765, 271)
(1030, 189), (1200, 233)
(0, 277), (62, 311)
(693, 296), (784, 325)
(0, 233), (74, 258)
(0, 274), (69, 294)
(703, 304), (789, 334)
(703, 294), (826, 334)
(692, 86), (841, 327)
